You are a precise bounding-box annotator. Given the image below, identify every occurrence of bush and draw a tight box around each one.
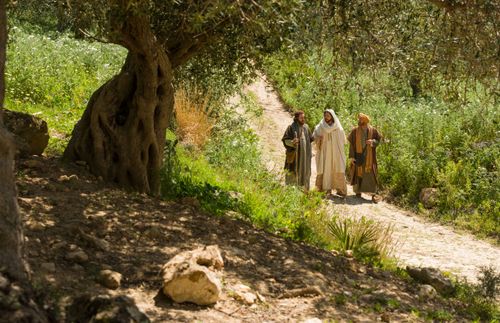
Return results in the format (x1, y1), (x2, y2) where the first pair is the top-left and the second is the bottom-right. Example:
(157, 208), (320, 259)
(264, 48), (499, 240)
(328, 215), (394, 263)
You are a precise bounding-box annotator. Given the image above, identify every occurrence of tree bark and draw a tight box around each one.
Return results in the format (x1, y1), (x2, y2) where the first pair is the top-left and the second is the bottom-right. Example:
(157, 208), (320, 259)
(64, 14), (174, 195)
(0, 0), (25, 289)
(0, 1), (47, 321)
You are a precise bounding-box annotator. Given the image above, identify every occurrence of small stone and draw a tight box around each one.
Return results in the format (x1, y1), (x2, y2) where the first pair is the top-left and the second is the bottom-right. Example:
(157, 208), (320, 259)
(342, 290), (353, 297)
(345, 250), (354, 258)
(98, 270), (122, 290)
(66, 250), (89, 263)
(58, 175), (70, 182)
(41, 262), (56, 272)
(68, 174), (79, 181)
(27, 222), (45, 232)
(72, 264), (85, 271)
(52, 241), (66, 250)
(23, 159), (45, 169)
(406, 266), (455, 296)
(418, 284), (437, 300)
(419, 188), (438, 209)
(381, 312), (391, 322)
(331, 250), (340, 256)
(0, 274), (9, 289)
(232, 284), (257, 305)
(302, 318), (322, 323)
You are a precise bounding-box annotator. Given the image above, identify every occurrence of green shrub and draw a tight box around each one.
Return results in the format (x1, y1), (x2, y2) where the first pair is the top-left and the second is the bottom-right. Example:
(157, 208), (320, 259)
(328, 215), (394, 263)
(264, 48), (499, 240)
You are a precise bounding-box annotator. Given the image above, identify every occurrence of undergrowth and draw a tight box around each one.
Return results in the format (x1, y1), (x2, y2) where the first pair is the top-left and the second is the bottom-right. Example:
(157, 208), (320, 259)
(5, 22), (126, 154)
(264, 49), (499, 241)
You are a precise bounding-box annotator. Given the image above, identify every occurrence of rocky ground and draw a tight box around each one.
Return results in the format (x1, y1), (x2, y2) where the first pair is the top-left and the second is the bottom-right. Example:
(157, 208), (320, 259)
(16, 155), (468, 322)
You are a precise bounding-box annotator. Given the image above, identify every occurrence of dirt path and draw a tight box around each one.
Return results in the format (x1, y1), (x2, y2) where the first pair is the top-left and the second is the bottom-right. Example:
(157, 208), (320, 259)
(243, 75), (500, 283)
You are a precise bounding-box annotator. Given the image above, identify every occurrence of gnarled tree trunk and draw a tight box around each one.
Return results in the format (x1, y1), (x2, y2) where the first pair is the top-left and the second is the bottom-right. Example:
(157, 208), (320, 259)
(64, 14), (174, 195)
(0, 1), (47, 320)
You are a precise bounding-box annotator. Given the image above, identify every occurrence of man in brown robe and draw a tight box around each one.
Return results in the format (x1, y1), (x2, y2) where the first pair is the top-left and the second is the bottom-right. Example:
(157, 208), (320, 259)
(347, 113), (382, 202)
(282, 111), (314, 191)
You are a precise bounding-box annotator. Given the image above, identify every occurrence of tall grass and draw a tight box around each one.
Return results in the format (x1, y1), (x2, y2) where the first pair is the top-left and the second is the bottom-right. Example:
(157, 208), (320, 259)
(161, 91), (331, 246)
(174, 86), (215, 149)
(264, 49), (499, 240)
(5, 22), (126, 154)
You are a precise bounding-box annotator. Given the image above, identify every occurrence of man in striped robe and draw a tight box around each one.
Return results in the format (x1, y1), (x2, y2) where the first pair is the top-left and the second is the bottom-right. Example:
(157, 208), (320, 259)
(347, 113), (382, 202)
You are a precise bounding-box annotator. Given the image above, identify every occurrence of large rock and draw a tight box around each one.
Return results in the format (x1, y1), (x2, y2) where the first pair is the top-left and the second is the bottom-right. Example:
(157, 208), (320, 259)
(3, 109), (49, 156)
(66, 294), (150, 322)
(406, 266), (455, 296)
(419, 188), (438, 209)
(161, 245), (223, 305)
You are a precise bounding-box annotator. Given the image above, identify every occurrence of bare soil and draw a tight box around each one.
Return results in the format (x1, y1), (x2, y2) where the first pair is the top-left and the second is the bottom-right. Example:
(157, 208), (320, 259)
(17, 155), (464, 322)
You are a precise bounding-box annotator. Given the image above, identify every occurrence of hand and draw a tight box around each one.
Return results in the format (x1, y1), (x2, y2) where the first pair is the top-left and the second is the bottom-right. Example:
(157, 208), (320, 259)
(292, 138), (299, 146)
(349, 158), (355, 164)
(366, 139), (374, 147)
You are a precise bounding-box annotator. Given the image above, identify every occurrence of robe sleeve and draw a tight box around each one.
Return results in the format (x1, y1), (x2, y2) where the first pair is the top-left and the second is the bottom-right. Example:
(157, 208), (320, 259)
(347, 129), (356, 159)
(372, 128), (382, 146)
(282, 125), (296, 149)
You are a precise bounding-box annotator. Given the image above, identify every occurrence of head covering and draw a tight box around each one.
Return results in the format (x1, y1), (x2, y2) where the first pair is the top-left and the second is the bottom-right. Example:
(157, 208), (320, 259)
(294, 110), (305, 121)
(318, 109), (344, 134)
(358, 113), (370, 124)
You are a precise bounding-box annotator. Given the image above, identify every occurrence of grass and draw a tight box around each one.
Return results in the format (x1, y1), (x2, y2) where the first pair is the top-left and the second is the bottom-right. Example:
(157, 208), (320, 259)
(174, 85), (215, 149)
(327, 215), (394, 264)
(264, 48), (499, 241)
(5, 22), (126, 154)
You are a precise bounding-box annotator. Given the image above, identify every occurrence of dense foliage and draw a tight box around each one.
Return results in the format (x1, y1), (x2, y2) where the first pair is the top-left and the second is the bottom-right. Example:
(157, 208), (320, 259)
(264, 48), (499, 239)
(5, 23), (126, 153)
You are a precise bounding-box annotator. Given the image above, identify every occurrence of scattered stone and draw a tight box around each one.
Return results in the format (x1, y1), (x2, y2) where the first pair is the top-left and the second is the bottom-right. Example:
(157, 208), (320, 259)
(75, 160), (87, 167)
(98, 270), (122, 290)
(419, 188), (438, 209)
(231, 284), (258, 305)
(52, 241), (67, 250)
(3, 109), (49, 156)
(162, 245), (223, 305)
(67, 294), (150, 323)
(331, 250), (340, 256)
(41, 262), (56, 273)
(418, 284), (437, 300)
(279, 286), (323, 299)
(72, 264), (85, 272)
(58, 174), (79, 183)
(78, 229), (110, 252)
(58, 175), (70, 183)
(381, 312), (391, 322)
(26, 221), (45, 232)
(0, 273), (9, 289)
(345, 250), (354, 258)
(144, 226), (164, 240)
(66, 250), (89, 264)
(302, 318), (322, 323)
(406, 266), (455, 296)
(22, 159), (45, 169)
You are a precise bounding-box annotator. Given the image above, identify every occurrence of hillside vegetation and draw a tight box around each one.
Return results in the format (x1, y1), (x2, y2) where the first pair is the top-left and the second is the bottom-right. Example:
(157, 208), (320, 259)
(264, 49), (499, 240)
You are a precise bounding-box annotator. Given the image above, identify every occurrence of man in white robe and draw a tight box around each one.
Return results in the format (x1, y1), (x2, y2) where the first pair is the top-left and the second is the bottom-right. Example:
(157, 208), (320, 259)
(313, 109), (347, 197)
